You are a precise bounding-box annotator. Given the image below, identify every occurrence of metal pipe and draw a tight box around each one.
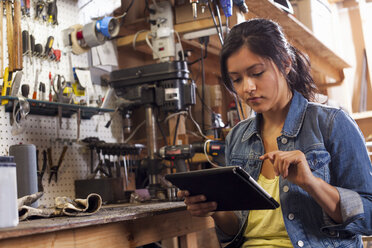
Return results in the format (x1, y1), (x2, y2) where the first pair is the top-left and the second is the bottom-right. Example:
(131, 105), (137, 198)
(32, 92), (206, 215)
(145, 106), (157, 159)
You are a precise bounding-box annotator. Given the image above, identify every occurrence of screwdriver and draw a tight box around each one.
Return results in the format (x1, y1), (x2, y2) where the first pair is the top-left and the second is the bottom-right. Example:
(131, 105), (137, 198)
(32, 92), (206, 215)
(44, 36), (54, 58)
(32, 69), (39, 100)
(48, 72), (53, 101)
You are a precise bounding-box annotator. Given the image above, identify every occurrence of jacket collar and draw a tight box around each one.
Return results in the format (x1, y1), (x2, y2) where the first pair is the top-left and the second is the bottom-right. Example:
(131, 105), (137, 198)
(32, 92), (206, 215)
(241, 90), (308, 142)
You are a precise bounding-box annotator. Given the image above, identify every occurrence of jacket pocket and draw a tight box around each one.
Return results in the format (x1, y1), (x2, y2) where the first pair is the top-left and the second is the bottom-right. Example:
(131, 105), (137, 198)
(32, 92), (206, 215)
(305, 148), (331, 181)
(305, 148), (331, 171)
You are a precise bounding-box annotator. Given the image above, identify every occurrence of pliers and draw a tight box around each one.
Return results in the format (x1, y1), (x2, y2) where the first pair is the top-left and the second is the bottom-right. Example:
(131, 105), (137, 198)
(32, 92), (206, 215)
(37, 150), (47, 191)
(48, 146), (68, 184)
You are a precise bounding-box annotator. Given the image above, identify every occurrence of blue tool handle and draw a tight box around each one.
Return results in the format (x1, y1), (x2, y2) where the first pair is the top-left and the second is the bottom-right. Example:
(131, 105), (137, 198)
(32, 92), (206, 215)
(220, 0), (232, 17)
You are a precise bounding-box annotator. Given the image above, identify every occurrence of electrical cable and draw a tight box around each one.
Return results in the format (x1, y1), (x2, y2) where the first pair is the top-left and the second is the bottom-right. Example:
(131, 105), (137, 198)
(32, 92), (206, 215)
(214, 1), (224, 40)
(196, 88), (214, 114)
(188, 107), (209, 140)
(124, 120), (145, 143)
(188, 36), (209, 66)
(173, 114), (180, 145)
(132, 29), (149, 50)
(117, 0), (134, 26)
(173, 30), (185, 61)
(204, 139), (219, 167)
(200, 43), (206, 134)
(145, 31), (162, 61)
(155, 109), (168, 146)
(208, 1), (224, 45)
(226, 16), (230, 35)
(163, 111), (188, 123)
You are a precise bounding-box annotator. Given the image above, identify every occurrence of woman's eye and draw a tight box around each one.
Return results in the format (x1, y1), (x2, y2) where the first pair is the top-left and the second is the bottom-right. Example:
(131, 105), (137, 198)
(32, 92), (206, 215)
(232, 77), (242, 83)
(252, 71), (264, 77)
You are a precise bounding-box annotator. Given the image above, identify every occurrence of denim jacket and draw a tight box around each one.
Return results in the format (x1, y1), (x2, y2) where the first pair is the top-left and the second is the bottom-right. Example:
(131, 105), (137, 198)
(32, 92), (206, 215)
(218, 91), (372, 248)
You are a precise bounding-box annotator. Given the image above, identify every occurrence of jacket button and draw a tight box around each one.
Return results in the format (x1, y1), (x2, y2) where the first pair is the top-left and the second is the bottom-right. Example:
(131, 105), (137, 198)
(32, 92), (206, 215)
(283, 185), (289, 192)
(288, 213), (295, 220)
(281, 137), (288, 144)
(297, 240), (304, 247)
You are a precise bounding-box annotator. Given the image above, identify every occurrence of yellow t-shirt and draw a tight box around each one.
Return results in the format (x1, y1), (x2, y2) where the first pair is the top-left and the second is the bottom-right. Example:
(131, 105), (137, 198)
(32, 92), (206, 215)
(243, 174), (293, 248)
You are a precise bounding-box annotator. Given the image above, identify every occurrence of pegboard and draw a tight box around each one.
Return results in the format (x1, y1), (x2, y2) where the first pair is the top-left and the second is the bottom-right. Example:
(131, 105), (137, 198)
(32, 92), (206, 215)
(0, 0), (123, 207)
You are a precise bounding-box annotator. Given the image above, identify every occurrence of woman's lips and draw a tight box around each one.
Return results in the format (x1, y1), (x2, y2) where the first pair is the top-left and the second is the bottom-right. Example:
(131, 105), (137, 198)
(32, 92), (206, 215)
(247, 97), (262, 103)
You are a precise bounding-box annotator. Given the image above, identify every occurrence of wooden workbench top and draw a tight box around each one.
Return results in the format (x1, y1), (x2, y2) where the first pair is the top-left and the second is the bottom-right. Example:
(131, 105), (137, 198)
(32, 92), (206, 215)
(0, 201), (186, 240)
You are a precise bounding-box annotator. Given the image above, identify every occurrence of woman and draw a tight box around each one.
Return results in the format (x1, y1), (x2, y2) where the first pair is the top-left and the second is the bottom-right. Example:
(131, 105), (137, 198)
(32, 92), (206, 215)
(178, 19), (372, 247)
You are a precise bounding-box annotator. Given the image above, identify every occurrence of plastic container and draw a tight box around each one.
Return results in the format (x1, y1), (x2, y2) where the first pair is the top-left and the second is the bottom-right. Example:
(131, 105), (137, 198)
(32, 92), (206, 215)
(0, 156), (19, 228)
(9, 144), (38, 207)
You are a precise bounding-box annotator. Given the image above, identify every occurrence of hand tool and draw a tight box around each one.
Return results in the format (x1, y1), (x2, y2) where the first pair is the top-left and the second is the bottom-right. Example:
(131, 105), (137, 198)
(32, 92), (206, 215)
(44, 35), (54, 58)
(6, 0), (14, 72)
(52, 49), (61, 61)
(38, 82), (45, 101)
(32, 69), (39, 99)
(76, 108), (81, 140)
(21, 84), (29, 98)
(0, 1), (3, 78)
(10, 71), (23, 96)
(48, 71), (52, 101)
(14, 0), (23, 71)
(1, 67), (13, 105)
(52, 74), (66, 101)
(30, 34), (35, 54)
(37, 150), (47, 191)
(35, 0), (44, 20)
(34, 43), (43, 57)
(22, 30), (29, 55)
(48, 145), (68, 184)
(21, 0), (30, 16)
(47, 0), (57, 25)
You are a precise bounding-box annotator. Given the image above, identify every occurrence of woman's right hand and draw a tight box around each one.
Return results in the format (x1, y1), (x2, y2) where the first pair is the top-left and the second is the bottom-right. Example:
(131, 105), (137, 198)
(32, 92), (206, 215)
(177, 190), (217, 217)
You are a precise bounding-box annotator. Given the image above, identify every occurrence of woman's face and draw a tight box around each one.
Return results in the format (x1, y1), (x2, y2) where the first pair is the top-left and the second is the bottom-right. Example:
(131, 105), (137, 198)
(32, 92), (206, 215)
(226, 46), (292, 114)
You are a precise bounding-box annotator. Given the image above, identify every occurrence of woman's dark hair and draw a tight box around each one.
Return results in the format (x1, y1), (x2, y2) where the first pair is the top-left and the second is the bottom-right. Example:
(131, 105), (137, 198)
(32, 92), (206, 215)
(220, 18), (317, 101)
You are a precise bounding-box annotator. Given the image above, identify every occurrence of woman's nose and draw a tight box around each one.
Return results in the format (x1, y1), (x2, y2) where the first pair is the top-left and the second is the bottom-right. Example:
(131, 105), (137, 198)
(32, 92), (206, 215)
(243, 77), (256, 94)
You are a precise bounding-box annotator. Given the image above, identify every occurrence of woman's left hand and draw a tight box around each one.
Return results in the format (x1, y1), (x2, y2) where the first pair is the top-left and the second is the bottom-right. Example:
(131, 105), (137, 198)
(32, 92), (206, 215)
(260, 150), (316, 188)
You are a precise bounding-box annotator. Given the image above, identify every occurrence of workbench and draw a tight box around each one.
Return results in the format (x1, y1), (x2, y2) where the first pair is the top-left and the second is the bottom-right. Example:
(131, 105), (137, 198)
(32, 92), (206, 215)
(0, 202), (216, 248)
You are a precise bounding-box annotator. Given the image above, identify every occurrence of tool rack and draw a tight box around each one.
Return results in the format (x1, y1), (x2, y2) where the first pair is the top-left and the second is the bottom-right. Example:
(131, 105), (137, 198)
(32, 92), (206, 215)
(0, 0), (124, 207)
(1, 96), (114, 119)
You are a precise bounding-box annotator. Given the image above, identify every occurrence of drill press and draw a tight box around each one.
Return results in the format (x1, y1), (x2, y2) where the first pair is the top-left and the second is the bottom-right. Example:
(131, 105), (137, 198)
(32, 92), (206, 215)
(109, 61), (196, 199)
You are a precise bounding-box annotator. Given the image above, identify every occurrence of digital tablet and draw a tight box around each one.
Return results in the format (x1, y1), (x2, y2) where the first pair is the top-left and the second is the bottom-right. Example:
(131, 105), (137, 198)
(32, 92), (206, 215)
(165, 166), (280, 211)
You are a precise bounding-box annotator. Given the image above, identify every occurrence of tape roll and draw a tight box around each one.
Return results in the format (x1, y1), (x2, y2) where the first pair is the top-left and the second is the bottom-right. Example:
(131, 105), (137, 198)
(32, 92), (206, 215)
(70, 24), (90, 55)
(97, 17), (120, 38)
(82, 21), (106, 48)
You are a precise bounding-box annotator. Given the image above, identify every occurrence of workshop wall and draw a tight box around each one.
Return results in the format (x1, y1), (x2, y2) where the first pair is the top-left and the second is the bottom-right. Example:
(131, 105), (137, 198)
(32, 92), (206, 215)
(0, 0), (123, 207)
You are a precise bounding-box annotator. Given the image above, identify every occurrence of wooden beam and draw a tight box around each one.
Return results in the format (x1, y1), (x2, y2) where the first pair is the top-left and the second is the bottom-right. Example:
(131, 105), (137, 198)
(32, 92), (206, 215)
(117, 18), (226, 48)
(0, 211), (215, 248)
(358, 0), (372, 92)
(243, 0), (350, 77)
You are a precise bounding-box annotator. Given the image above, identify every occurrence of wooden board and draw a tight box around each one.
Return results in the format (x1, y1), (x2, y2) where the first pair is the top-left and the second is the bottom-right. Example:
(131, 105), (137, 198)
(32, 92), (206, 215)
(0, 210), (215, 248)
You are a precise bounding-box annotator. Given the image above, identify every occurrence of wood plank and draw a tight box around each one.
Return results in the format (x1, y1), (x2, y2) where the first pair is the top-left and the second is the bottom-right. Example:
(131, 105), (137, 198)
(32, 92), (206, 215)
(358, 0), (372, 92)
(243, 0), (350, 77)
(0, 202), (186, 240)
(117, 18), (226, 48)
(0, 211), (215, 248)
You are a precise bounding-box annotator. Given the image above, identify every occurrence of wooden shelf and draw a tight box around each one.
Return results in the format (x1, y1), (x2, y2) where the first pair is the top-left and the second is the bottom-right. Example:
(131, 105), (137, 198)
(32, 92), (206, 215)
(117, 0), (349, 86)
(351, 111), (372, 121)
(243, 0), (349, 84)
